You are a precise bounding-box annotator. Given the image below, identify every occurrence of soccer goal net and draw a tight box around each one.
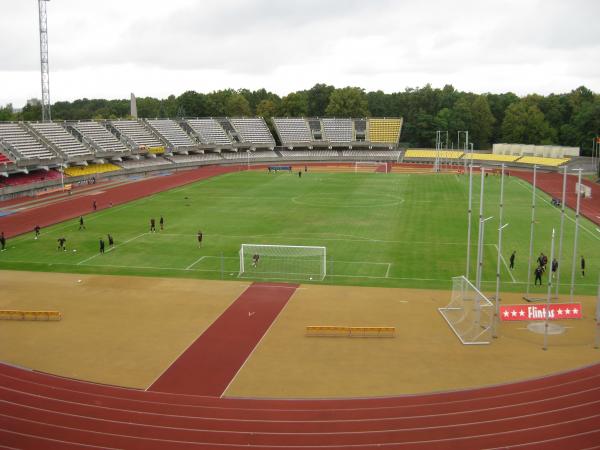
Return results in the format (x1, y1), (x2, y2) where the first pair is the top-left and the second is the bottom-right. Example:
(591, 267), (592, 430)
(239, 244), (327, 281)
(354, 161), (388, 173)
(438, 276), (494, 345)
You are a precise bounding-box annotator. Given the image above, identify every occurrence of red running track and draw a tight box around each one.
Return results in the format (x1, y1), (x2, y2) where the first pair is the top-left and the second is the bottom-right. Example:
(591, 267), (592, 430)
(0, 165), (241, 238)
(1, 361), (599, 449)
(149, 282), (298, 396)
(512, 170), (600, 227)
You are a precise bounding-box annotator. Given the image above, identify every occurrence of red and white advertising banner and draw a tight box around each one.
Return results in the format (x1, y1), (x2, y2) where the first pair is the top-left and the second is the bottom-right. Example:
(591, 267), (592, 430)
(500, 303), (582, 321)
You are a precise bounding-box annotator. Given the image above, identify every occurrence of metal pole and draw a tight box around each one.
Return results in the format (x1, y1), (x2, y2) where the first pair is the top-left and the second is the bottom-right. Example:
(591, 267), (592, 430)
(543, 228), (556, 351)
(526, 165), (537, 297)
(465, 163), (474, 279)
(569, 169), (583, 301)
(475, 166), (486, 289)
(494, 163), (506, 309)
(595, 270), (600, 349)
(555, 165), (567, 298)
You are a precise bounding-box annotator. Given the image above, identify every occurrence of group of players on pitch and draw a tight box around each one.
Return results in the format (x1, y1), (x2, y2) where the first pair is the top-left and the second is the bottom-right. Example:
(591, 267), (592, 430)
(509, 250), (586, 286)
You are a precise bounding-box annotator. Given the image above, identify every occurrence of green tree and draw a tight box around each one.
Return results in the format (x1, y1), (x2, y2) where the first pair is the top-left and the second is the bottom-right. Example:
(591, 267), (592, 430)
(307, 84), (334, 117)
(0, 104), (14, 121)
(501, 101), (557, 144)
(469, 95), (495, 149)
(325, 87), (370, 117)
(278, 92), (308, 117)
(225, 93), (252, 116)
(256, 99), (278, 118)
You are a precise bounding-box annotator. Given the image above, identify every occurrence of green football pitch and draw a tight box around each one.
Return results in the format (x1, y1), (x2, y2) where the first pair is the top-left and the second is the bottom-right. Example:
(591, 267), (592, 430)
(0, 170), (598, 295)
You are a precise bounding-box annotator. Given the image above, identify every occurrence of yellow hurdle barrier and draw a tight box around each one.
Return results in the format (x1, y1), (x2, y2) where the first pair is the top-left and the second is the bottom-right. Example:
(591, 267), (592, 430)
(0, 310), (62, 321)
(306, 326), (395, 338)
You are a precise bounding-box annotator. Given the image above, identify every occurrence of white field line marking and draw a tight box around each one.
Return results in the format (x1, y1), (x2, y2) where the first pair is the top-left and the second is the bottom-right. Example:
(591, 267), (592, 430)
(385, 263), (392, 278)
(220, 285), (298, 398)
(185, 256), (207, 270)
(156, 232), (495, 247)
(77, 233), (148, 266)
(495, 244), (517, 283)
(515, 179), (600, 242)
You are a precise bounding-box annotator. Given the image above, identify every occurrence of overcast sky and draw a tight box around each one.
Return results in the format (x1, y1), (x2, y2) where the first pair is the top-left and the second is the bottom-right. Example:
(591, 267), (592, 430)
(1, 0), (599, 107)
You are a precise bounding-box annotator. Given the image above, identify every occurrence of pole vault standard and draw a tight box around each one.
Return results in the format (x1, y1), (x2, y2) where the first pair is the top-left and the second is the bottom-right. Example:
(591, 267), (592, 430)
(465, 162), (475, 279)
(543, 228), (556, 351)
(493, 164), (507, 338)
(569, 168), (583, 302)
(525, 165), (538, 300)
(475, 166), (487, 290)
(555, 165), (568, 298)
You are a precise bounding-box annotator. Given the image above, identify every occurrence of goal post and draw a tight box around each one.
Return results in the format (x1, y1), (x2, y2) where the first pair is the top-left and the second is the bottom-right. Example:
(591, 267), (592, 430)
(438, 276), (494, 345)
(354, 161), (388, 173)
(239, 244), (327, 281)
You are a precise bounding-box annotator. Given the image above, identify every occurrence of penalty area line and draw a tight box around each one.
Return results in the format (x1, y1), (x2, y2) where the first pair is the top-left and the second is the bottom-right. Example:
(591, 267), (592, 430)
(185, 256), (207, 270)
(77, 233), (148, 266)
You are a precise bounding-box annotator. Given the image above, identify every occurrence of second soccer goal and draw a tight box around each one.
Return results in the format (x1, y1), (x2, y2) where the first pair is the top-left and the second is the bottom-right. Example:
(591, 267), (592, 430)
(239, 244), (327, 281)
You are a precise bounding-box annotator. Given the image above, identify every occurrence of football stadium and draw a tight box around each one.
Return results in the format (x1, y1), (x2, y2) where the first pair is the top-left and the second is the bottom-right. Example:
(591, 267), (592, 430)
(1, 2), (600, 449)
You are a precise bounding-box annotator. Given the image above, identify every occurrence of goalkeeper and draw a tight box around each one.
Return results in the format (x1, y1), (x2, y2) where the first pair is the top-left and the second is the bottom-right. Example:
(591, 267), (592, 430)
(252, 253), (260, 268)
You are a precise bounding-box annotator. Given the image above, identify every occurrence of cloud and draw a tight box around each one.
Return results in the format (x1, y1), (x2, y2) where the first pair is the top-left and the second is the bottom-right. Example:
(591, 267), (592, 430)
(0, 0), (599, 106)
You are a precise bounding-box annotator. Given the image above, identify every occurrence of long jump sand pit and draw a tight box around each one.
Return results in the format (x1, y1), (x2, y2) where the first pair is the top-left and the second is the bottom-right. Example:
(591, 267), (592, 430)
(0, 270), (248, 388)
(1, 270), (598, 398)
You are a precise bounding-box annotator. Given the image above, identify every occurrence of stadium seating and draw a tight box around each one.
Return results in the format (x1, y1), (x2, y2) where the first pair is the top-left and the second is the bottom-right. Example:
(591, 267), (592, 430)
(0, 151), (14, 166)
(463, 153), (520, 162)
(109, 120), (164, 150)
(278, 150), (338, 160)
(273, 118), (312, 145)
(404, 149), (464, 159)
(222, 150), (277, 160)
(368, 118), (403, 143)
(71, 121), (129, 154)
(63, 163), (121, 177)
(0, 169), (61, 186)
(342, 150), (401, 160)
(0, 122), (56, 160)
(186, 118), (233, 146)
(322, 118), (353, 143)
(28, 122), (92, 159)
(517, 156), (570, 167)
(166, 153), (223, 164)
(146, 119), (195, 150)
(229, 117), (275, 147)
(116, 158), (173, 169)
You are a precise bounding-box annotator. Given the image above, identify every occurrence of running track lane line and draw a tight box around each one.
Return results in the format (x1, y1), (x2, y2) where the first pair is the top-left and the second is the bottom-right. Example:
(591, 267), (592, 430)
(148, 282), (298, 397)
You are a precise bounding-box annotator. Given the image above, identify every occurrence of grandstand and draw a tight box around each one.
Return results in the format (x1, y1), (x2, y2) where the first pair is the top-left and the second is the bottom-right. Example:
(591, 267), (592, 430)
(517, 156), (570, 167)
(322, 118), (353, 143)
(63, 163), (121, 177)
(404, 149), (464, 159)
(70, 121), (130, 156)
(463, 153), (520, 162)
(146, 119), (196, 151)
(493, 143), (579, 158)
(278, 150), (338, 160)
(229, 117), (276, 149)
(273, 118), (313, 147)
(185, 118), (233, 147)
(166, 153), (223, 164)
(222, 150), (277, 160)
(342, 149), (401, 160)
(28, 122), (93, 160)
(0, 122), (58, 162)
(109, 120), (165, 152)
(0, 151), (14, 167)
(115, 158), (173, 170)
(368, 118), (403, 144)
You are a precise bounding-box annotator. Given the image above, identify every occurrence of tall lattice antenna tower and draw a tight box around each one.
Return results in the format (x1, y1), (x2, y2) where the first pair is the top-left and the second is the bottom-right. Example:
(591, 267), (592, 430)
(38, 0), (51, 121)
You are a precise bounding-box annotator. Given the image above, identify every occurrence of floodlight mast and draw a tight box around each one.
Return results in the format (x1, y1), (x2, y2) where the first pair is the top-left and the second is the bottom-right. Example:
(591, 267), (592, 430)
(38, 0), (51, 122)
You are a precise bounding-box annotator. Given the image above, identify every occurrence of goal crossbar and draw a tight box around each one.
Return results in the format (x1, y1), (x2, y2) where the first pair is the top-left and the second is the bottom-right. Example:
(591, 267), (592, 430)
(239, 244), (327, 281)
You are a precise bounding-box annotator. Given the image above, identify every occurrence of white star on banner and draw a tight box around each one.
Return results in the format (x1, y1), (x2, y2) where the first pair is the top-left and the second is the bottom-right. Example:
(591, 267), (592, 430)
(573, 308), (579, 314)
(511, 310), (517, 317)
(566, 308), (571, 315)
(557, 308), (563, 315)
(519, 310), (525, 317)
(503, 311), (509, 317)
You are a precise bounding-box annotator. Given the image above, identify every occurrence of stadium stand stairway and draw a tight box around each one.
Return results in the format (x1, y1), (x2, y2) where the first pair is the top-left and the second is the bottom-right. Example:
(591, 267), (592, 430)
(108, 120), (166, 154)
(0, 361), (599, 449)
(69, 121), (130, 158)
(146, 119), (197, 152)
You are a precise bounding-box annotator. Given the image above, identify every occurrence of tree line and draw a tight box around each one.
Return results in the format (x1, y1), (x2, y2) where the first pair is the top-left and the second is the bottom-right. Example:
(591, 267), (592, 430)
(0, 84), (598, 154)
